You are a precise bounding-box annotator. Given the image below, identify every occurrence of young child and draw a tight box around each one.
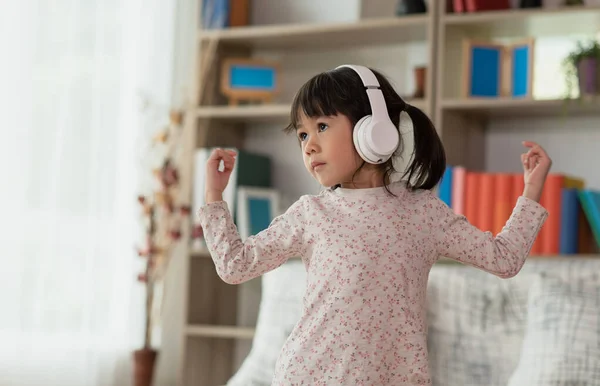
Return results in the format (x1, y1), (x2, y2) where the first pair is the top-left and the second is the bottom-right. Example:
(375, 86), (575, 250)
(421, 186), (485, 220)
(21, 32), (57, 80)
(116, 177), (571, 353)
(197, 65), (551, 385)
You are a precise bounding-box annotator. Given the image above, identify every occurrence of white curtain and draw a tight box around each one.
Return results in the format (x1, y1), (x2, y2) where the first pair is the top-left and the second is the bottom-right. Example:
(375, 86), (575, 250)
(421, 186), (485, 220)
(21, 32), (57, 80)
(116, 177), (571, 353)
(0, 0), (178, 385)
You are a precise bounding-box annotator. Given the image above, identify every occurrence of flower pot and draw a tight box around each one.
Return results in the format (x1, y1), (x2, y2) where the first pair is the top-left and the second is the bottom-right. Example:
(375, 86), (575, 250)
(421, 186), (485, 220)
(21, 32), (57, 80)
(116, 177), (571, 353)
(396, 0), (427, 15)
(413, 66), (426, 99)
(519, 0), (541, 7)
(577, 57), (600, 96)
(133, 348), (158, 386)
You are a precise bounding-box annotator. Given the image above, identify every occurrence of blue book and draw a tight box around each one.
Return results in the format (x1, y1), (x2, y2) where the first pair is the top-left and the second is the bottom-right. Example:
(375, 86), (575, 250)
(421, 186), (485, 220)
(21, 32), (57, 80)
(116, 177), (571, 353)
(439, 166), (453, 207)
(202, 0), (229, 29)
(559, 188), (579, 254)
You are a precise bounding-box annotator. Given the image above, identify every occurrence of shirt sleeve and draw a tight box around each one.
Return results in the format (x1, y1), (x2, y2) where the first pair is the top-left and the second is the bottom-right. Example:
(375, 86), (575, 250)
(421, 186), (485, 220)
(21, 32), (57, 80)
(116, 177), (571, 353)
(434, 194), (548, 278)
(197, 196), (308, 284)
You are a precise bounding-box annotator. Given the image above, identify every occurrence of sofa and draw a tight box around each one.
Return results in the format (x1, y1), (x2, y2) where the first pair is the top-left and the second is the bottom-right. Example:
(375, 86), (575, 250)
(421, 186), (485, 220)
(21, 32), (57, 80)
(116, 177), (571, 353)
(226, 257), (600, 386)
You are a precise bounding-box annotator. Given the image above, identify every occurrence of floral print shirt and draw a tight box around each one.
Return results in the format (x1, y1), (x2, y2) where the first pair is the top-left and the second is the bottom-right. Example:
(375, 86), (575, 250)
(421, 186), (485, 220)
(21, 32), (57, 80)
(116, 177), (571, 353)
(197, 181), (548, 385)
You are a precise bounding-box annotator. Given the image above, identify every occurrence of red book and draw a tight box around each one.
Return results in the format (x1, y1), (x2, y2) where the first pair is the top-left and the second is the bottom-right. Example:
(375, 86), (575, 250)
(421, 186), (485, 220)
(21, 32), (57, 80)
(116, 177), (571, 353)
(465, 172), (481, 228)
(465, 0), (510, 12)
(540, 174), (565, 255)
(453, 0), (465, 13)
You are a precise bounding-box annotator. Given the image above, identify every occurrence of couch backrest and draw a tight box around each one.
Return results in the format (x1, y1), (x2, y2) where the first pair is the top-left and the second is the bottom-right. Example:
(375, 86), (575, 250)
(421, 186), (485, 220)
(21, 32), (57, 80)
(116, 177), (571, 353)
(427, 258), (600, 386)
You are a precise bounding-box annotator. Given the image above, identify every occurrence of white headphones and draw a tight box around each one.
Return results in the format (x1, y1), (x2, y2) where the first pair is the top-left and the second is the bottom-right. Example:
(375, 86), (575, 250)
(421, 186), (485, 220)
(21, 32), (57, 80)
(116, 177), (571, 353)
(336, 64), (400, 164)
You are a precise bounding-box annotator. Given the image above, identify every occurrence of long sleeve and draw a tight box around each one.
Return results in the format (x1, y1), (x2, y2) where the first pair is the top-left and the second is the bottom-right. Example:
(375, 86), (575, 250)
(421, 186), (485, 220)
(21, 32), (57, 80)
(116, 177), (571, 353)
(197, 196), (308, 284)
(434, 195), (548, 278)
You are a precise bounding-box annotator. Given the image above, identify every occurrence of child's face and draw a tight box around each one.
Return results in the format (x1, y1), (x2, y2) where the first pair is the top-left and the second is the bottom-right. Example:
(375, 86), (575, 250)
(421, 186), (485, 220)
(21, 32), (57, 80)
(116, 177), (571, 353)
(296, 112), (377, 188)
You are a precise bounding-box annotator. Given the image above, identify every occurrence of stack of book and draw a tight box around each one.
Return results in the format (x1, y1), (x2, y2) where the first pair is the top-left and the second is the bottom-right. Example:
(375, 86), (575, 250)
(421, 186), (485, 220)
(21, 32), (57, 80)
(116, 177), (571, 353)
(438, 166), (600, 256)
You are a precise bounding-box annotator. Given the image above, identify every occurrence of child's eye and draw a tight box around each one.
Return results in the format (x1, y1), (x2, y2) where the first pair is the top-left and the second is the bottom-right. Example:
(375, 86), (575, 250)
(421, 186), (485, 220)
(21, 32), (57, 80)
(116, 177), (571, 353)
(318, 123), (328, 131)
(298, 132), (308, 141)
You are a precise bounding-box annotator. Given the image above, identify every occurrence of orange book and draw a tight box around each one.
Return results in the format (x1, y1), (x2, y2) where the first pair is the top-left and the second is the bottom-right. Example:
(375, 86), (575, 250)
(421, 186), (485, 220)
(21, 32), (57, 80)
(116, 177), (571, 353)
(512, 173), (524, 205)
(512, 173), (544, 254)
(493, 173), (514, 235)
(465, 172), (480, 228)
(477, 173), (496, 233)
(540, 174), (565, 255)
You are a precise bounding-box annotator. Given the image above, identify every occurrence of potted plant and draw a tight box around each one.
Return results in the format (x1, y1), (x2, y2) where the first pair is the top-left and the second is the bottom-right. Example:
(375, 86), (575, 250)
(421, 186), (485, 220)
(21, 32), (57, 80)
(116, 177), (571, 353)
(134, 102), (191, 386)
(563, 39), (600, 99)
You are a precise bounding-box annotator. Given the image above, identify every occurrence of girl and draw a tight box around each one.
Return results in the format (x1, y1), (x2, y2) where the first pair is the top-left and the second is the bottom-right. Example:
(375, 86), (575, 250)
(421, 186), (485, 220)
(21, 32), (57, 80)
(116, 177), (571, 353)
(198, 65), (551, 385)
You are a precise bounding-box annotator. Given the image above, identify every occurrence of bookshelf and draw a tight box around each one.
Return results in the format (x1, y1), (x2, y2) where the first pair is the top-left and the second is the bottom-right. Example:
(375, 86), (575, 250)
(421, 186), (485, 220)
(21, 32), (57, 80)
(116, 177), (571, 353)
(177, 1), (600, 385)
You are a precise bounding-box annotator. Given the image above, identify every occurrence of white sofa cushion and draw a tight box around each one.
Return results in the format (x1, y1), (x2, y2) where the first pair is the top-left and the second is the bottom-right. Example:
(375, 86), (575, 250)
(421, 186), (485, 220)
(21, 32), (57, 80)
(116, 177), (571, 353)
(507, 274), (600, 386)
(226, 259), (306, 386)
(426, 265), (528, 386)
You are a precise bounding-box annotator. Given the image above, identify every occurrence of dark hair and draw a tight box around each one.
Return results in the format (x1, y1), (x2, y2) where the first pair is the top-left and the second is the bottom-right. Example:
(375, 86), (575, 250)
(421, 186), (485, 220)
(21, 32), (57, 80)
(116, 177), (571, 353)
(284, 66), (446, 191)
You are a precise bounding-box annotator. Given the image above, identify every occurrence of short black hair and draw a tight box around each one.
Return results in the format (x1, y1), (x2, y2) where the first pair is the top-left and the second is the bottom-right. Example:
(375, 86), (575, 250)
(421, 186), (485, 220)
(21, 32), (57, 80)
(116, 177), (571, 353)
(284, 66), (446, 191)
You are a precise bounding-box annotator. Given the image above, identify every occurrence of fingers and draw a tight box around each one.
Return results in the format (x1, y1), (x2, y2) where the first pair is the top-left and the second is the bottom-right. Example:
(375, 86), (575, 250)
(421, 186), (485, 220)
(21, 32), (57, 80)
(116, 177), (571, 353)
(521, 153), (528, 169)
(208, 148), (237, 172)
(522, 140), (538, 148)
(522, 141), (551, 163)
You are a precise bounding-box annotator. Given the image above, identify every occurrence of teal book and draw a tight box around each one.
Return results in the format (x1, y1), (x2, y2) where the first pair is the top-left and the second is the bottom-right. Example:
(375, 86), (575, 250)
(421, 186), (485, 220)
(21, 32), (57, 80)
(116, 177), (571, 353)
(578, 189), (600, 249)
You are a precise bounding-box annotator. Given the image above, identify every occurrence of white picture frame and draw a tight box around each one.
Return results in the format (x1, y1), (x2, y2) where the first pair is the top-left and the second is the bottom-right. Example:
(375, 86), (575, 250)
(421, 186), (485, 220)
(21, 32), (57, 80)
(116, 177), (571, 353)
(236, 186), (281, 240)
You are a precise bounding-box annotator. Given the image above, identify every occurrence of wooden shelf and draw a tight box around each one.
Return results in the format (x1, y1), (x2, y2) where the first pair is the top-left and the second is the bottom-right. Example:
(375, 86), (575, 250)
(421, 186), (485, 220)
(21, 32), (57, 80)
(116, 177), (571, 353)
(196, 99), (429, 124)
(443, 5), (600, 26)
(198, 16), (430, 50)
(441, 97), (600, 118)
(186, 325), (255, 340)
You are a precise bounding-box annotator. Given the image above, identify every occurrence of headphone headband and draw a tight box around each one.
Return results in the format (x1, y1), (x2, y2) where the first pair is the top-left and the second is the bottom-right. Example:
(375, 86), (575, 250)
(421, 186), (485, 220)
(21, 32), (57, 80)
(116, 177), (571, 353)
(335, 65), (388, 123)
(336, 64), (381, 88)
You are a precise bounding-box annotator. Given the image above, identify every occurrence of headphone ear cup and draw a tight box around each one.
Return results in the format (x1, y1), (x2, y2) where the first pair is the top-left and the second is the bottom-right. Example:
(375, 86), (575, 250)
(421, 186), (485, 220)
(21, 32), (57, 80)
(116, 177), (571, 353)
(353, 115), (375, 163)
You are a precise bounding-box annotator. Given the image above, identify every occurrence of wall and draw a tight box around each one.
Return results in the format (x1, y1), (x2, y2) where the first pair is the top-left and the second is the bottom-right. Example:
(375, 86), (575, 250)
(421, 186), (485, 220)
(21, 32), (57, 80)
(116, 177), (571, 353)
(250, 0), (360, 25)
(486, 116), (600, 190)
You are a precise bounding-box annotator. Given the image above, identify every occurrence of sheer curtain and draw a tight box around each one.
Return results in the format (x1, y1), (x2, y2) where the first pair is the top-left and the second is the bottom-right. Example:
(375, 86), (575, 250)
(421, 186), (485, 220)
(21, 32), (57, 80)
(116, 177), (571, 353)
(0, 0), (178, 385)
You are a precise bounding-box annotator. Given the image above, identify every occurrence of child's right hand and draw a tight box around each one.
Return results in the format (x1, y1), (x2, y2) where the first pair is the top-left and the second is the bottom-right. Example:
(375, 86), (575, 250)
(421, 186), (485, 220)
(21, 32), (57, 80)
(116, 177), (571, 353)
(205, 148), (237, 203)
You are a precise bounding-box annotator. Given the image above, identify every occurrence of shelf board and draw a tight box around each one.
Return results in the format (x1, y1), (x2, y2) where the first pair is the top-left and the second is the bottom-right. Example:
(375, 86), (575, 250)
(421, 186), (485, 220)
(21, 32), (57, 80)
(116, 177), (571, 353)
(443, 5), (600, 26)
(196, 103), (290, 123)
(186, 325), (255, 340)
(196, 99), (428, 124)
(441, 97), (600, 118)
(198, 16), (429, 50)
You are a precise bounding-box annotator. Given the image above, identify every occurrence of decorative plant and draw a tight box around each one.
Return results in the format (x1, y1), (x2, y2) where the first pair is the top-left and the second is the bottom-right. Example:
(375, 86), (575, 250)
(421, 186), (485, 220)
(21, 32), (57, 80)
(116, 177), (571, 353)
(562, 39), (600, 99)
(136, 105), (189, 349)
(134, 95), (191, 381)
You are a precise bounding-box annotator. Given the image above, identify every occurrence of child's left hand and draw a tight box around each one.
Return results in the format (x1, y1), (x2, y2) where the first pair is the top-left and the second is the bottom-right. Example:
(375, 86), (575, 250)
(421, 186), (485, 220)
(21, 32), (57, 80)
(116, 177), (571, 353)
(521, 141), (552, 202)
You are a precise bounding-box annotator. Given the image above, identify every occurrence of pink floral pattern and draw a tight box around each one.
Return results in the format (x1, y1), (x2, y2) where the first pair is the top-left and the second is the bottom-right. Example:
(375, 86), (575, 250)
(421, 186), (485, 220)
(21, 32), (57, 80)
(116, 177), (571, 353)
(197, 181), (548, 385)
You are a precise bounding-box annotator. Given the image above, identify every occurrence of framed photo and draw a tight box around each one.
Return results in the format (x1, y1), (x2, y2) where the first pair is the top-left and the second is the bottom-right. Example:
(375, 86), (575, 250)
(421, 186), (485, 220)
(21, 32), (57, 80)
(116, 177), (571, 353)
(508, 38), (535, 98)
(236, 187), (280, 240)
(463, 39), (506, 98)
(220, 58), (281, 106)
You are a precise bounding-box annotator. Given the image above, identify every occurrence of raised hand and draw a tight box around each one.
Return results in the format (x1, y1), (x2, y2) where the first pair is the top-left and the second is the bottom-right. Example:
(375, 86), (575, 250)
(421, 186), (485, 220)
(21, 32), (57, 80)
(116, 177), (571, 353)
(205, 148), (237, 203)
(521, 141), (552, 202)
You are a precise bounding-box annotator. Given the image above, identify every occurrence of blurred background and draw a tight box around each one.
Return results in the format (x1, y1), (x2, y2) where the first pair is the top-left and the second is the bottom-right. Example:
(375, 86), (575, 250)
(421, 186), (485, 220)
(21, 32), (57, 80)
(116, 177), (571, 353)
(2, 0), (600, 385)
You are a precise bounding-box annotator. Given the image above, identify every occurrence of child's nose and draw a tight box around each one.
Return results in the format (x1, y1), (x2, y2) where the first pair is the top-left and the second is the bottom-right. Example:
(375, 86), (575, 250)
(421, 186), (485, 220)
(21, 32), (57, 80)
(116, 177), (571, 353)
(304, 136), (319, 154)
